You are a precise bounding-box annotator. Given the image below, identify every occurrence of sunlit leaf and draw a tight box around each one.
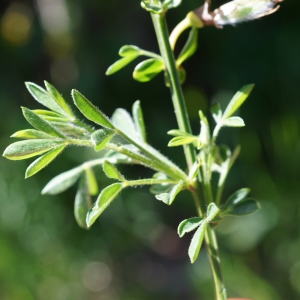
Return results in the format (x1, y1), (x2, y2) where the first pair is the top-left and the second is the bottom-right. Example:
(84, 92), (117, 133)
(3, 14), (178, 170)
(84, 167), (98, 196)
(132, 100), (147, 143)
(103, 160), (124, 181)
(178, 217), (203, 237)
(44, 81), (74, 117)
(25, 144), (66, 178)
(93, 183), (123, 219)
(188, 221), (207, 263)
(222, 84), (254, 119)
(177, 27), (198, 65)
(72, 90), (114, 129)
(112, 108), (140, 142)
(74, 175), (92, 229)
(206, 203), (220, 222)
(91, 129), (115, 151)
(133, 58), (164, 82)
(155, 180), (184, 205)
(167, 129), (190, 136)
(119, 45), (141, 57)
(222, 116), (245, 127)
(11, 129), (54, 140)
(168, 135), (197, 147)
(3, 139), (64, 161)
(42, 166), (82, 195)
(22, 107), (66, 138)
(106, 55), (139, 75)
(25, 82), (68, 116)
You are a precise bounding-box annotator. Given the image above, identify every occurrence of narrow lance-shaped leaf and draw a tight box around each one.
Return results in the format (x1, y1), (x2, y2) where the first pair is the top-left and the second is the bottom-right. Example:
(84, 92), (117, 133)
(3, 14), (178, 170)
(178, 217), (203, 238)
(42, 166), (82, 195)
(75, 175), (92, 229)
(188, 221), (207, 264)
(112, 108), (140, 142)
(222, 84), (254, 119)
(22, 107), (66, 138)
(25, 144), (66, 178)
(44, 81), (74, 117)
(132, 100), (146, 143)
(176, 27), (198, 65)
(91, 129), (115, 152)
(3, 139), (64, 161)
(25, 82), (68, 116)
(155, 180), (184, 205)
(106, 55), (139, 76)
(222, 116), (245, 127)
(94, 182), (123, 210)
(103, 160), (125, 181)
(84, 167), (98, 196)
(133, 58), (164, 82)
(168, 135), (198, 147)
(72, 90), (114, 129)
(11, 129), (54, 140)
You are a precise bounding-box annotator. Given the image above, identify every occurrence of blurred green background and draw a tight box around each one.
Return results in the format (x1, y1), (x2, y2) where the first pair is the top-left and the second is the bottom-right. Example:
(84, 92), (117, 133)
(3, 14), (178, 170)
(0, 0), (299, 299)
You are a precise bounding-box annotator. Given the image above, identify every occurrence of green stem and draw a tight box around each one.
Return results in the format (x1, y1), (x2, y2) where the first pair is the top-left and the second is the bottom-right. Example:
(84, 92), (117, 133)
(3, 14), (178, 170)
(169, 17), (191, 50)
(150, 12), (227, 300)
(123, 178), (178, 187)
(151, 13), (196, 170)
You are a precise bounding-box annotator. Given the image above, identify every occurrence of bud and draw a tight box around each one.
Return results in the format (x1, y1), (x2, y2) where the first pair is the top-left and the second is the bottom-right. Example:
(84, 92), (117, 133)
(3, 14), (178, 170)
(193, 0), (283, 28)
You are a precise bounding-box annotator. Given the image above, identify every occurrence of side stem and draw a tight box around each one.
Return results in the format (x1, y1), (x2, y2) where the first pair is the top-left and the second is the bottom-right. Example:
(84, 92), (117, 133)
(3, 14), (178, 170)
(150, 12), (227, 300)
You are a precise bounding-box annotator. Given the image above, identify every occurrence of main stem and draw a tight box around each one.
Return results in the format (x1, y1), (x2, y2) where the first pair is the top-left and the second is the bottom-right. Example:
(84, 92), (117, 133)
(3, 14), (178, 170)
(150, 13), (227, 300)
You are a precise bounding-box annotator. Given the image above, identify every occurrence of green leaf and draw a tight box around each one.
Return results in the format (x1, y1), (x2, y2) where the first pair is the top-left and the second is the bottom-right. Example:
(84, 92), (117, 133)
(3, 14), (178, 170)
(168, 135), (197, 147)
(11, 129), (54, 139)
(163, 0), (182, 10)
(178, 217), (203, 237)
(177, 66), (186, 85)
(150, 172), (173, 194)
(72, 90), (114, 129)
(94, 182), (123, 211)
(33, 110), (66, 118)
(42, 167), (82, 195)
(167, 129), (190, 136)
(86, 202), (101, 227)
(140, 1), (163, 14)
(44, 81), (74, 117)
(103, 160), (124, 181)
(155, 180), (184, 205)
(199, 110), (210, 146)
(177, 27), (198, 65)
(188, 221), (207, 263)
(75, 175), (92, 229)
(84, 167), (99, 196)
(132, 100), (147, 143)
(112, 108), (140, 142)
(22, 107), (66, 138)
(221, 188), (251, 216)
(223, 199), (260, 216)
(3, 139), (64, 161)
(25, 144), (66, 178)
(91, 129), (115, 151)
(210, 103), (222, 123)
(25, 82), (68, 116)
(106, 55), (139, 75)
(222, 116), (245, 127)
(222, 84), (254, 119)
(133, 58), (164, 82)
(119, 45), (141, 57)
(188, 159), (201, 181)
(206, 203), (220, 222)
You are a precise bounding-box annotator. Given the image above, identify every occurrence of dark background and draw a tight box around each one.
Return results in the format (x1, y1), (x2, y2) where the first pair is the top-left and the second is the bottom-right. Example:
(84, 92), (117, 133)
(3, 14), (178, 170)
(0, 0), (299, 299)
